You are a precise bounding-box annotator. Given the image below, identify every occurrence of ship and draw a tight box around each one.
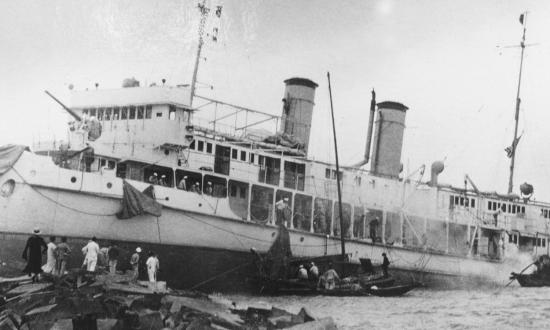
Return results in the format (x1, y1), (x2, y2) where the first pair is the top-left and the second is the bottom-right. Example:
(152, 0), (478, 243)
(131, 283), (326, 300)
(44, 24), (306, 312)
(0, 9), (544, 291)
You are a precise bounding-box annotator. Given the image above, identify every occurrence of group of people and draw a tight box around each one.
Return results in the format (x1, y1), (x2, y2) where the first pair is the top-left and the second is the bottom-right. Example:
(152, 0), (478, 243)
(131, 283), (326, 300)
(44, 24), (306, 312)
(177, 176), (218, 196)
(294, 253), (391, 290)
(22, 228), (160, 284)
(148, 172), (170, 187)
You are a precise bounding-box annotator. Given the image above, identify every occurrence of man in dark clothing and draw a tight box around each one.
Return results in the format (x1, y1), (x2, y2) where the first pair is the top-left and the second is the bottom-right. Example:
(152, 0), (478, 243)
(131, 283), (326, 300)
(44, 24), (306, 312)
(22, 227), (47, 282)
(370, 217), (379, 242)
(382, 253), (390, 278)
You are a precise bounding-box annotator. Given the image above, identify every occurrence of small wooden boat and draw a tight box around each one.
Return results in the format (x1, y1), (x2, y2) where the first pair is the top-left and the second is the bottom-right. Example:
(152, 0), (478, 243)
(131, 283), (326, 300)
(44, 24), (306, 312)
(365, 283), (419, 297)
(358, 274), (395, 288)
(510, 273), (550, 287)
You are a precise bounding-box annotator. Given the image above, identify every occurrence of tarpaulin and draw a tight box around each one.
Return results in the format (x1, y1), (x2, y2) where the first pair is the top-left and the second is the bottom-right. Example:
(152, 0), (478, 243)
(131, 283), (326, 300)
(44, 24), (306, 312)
(0, 145), (29, 175)
(116, 180), (162, 219)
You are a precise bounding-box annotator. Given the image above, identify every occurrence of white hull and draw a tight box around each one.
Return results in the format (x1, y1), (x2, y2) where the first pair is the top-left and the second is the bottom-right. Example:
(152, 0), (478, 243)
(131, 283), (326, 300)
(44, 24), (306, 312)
(0, 152), (522, 287)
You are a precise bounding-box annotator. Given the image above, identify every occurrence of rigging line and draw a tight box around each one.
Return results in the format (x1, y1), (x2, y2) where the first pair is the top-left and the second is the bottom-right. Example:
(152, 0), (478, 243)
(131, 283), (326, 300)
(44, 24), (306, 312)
(11, 167), (119, 217)
(188, 261), (253, 290)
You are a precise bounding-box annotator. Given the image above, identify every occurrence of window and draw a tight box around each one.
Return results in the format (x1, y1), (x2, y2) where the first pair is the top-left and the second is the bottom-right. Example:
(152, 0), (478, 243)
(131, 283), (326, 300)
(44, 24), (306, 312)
(89, 108), (96, 117)
(129, 106), (136, 119)
(169, 105), (176, 120)
(232, 149), (238, 159)
(293, 194), (312, 231)
(471, 199), (475, 208)
(284, 161), (306, 191)
(175, 169), (202, 191)
(145, 105), (152, 119)
(275, 190), (292, 226)
(353, 206), (365, 239)
(203, 175), (227, 198)
(325, 168), (331, 179)
(82, 109), (88, 115)
(258, 156), (281, 186)
(230, 185), (237, 197)
(333, 202), (351, 238)
(206, 143), (212, 153)
(113, 107), (120, 120)
(97, 108), (104, 120)
(156, 112), (162, 118)
(214, 145), (231, 175)
(198, 141), (204, 152)
(121, 107), (128, 120)
(251, 185), (274, 223)
(190, 140), (195, 150)
(543, 239), (546, 248)
(250, 153), (255, 164)
(137, 106), (144, 119)
(240, 151), (246, 161)
(314, 198), (332, 234)
(104, 108), (111, 120)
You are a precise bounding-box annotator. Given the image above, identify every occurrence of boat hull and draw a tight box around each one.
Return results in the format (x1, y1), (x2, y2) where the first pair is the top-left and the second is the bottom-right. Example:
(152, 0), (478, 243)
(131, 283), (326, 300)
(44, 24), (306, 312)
(514, 274), (550, 287)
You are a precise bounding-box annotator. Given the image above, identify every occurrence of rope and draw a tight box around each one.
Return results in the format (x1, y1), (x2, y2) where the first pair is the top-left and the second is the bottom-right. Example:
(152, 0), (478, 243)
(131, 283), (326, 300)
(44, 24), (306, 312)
(11, 167), (119, 216)
(188, 261), (253, 290)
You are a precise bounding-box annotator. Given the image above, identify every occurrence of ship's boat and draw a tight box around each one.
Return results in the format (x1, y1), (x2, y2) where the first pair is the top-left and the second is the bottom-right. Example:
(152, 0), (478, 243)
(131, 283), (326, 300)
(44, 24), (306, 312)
(511, 255), (550, 287)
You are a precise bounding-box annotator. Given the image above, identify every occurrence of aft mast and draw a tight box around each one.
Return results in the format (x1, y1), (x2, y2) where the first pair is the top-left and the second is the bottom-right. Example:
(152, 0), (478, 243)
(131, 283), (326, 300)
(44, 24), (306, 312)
(507, 12), (528, 194)
(327, 72), (346, 259)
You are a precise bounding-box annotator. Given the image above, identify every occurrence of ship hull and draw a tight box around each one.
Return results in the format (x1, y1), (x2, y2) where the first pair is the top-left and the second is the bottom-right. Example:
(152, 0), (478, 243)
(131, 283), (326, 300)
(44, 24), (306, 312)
(0, 153), (521, 291)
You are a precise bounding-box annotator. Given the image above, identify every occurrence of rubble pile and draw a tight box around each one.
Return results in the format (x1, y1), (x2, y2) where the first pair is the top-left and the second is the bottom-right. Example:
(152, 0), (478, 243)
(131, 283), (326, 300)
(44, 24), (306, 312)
(0, 270), (336, 329)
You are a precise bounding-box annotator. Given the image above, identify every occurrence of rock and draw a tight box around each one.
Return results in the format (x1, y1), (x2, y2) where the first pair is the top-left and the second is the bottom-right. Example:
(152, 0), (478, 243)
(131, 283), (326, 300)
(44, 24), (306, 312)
(286, 317), (338, 330)
(96, 318), (118, 330)
(268, 315), (294, 328)
(186, 317), (214, 329)
(72, 314), (98, 330)
(0, 317), (17, 330)
(298, 307), (316, 322)
(164, 295), (243, 328)
(49, 319), (72, 329)
(137, 310), (163, 330)
(130, 294), (162, 310)
(6, 283), (52, 296)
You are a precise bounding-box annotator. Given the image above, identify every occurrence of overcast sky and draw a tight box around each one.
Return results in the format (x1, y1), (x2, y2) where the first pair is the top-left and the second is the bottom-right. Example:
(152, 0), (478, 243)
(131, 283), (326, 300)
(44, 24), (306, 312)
(2, 0), (550, 199)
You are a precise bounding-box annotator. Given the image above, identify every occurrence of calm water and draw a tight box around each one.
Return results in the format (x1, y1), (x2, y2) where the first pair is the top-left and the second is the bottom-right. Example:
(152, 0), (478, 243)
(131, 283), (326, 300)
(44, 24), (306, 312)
(226, 286), (550, 329)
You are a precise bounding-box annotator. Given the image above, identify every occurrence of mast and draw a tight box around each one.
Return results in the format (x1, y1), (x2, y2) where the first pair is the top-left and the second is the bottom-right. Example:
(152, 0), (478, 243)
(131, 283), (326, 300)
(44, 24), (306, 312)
(327, 72), (346, 259)
(507, 12), (528, 194)
(189, 0), (209, 107)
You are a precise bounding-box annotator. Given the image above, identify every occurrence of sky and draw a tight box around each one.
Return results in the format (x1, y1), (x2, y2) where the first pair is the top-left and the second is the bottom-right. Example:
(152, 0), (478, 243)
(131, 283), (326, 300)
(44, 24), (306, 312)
(2, 0), (550, 199)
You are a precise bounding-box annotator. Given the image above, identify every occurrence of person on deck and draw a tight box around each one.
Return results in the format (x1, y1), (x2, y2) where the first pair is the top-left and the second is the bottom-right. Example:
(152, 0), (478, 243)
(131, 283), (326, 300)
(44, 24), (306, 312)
(205, 182), (213, 195)
(42, 236), (57, 274)
(108, 242), (120, 275)
(55, 237), (71, 276)
(297, 264), (308, 280)
(159, 174), (167, 186)
(146, 251), (160, 283)
(131, 247), (141, 282)
(81, 237), (100, 272)
(382, 253), (390, 278)
(22, 227), (47, 282)
(177, 176), (188, 190)
(194, 182), (201, 194)
(308, 262), (319, 280)
(148, 172), (158, 185)
(318, 263), (340, 290)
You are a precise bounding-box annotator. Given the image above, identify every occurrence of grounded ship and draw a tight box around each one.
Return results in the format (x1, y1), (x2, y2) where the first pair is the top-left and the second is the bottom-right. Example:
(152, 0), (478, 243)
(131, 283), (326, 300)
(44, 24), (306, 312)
(0, 10), (545, 291)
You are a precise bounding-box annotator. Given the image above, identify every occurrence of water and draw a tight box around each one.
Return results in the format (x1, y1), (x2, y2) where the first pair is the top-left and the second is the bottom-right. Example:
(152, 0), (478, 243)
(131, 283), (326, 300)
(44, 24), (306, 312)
(226, 287), (550, 329)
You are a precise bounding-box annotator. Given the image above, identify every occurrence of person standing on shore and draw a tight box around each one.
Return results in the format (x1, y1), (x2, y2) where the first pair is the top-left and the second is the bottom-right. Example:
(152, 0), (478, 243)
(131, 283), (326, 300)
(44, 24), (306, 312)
(131, 247), (141, 281)
(42, 236), (57, 274)
(107, 242), (120, 275)
(55, 237), (71, 276)
(22, 227), (47, 282)
(146, 251), (160, 284)
(81, 237), (100, 272)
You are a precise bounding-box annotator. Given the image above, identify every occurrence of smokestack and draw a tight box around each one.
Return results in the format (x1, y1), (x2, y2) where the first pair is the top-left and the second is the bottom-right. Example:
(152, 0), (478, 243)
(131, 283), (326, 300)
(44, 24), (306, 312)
(280, 78), (318, 154)
(370, 101), (409, 177)
(353, 89), (376, 167)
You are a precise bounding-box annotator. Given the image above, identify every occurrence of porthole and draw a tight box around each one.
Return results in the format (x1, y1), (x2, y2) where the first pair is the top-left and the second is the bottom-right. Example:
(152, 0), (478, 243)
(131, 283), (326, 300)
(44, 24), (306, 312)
(300, 237), (305, 242)
(165, 197), (169, 201)
(271, 232), (276, 237)
(70, 177), (77, 183)
(164, 149), (170, 156)
(198, 203), (202, 207)
(106, 182), (112, 189)
(0, 179), (15, 197)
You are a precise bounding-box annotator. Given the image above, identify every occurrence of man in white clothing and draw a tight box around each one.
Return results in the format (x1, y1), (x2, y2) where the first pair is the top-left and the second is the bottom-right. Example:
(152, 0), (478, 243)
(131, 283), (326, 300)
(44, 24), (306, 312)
(146, 252), (160, 283)
(81, 237), (100, 272)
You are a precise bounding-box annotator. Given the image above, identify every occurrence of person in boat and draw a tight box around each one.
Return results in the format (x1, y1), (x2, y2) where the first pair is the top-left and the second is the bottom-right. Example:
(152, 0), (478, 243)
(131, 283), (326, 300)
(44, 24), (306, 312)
(148, 172), (158, 185)
(382, 253), (390, 278)
(22, 227), (47, 283)
(318, 263), (340, 290)
(131, 247), (142, 282)
(205, 181), (213, 195)
(42, 236), (57, 274)
(297, 264), (308, 280)
(81, 236), (100, 272)
(369, 217), (379, 242)
(177, 176), (188, 190)
(308, 262), (319, 280)
(55, 237), (71, 276)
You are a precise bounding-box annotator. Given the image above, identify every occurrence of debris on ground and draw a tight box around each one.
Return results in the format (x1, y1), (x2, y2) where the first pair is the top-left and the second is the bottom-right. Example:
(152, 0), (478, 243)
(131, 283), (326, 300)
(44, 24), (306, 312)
(0, 270), (336, 329)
